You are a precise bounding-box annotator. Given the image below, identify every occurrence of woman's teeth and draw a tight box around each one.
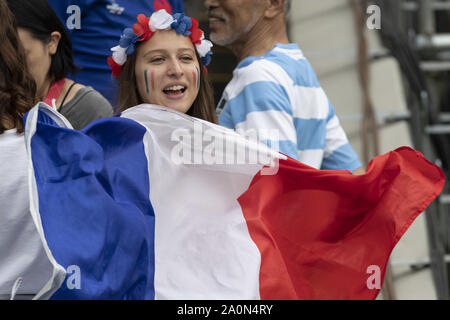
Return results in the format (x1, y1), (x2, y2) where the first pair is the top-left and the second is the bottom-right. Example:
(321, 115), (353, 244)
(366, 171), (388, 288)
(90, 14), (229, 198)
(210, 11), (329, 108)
(164, 85), (186, 94)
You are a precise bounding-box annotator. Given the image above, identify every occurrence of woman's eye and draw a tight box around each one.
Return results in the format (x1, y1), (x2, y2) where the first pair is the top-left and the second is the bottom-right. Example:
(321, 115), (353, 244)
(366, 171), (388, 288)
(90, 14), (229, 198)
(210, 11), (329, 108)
(181, 56), (193, 61)
(150, 57), (164, 63)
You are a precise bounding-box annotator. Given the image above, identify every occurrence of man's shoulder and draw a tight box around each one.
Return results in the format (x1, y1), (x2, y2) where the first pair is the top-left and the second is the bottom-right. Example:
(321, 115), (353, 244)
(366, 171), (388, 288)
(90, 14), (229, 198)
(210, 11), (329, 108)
(228, 49), (296, 89)
(232, 44), (320, 87)
(268, 44), (306, 62)
(237, 45), (301, 69)
(223, 57), (292, 102)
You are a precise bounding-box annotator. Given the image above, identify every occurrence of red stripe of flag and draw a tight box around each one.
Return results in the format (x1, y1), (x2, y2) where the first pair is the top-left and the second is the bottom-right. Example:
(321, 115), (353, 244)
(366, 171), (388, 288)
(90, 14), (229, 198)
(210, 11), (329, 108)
(238, 147), (445, 300)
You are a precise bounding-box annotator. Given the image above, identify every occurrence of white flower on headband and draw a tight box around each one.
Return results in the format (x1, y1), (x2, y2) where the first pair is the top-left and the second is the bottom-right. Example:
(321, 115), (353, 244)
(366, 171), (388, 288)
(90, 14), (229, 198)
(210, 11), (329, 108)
(149, 9), (174, 32)
(196, 39), (213, 58)
(111, 46), (127, 66)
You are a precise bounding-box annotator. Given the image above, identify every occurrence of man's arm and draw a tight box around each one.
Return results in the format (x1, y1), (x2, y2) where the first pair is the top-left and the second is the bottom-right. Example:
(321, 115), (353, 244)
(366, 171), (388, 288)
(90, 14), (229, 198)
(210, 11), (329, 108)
(321, 103), (363, 172)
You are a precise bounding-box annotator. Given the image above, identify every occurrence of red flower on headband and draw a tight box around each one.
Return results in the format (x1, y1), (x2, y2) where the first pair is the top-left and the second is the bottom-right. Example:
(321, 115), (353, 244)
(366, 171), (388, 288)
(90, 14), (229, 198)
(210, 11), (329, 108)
(133, 14), (154, 42)
(189, 17), (203, 44)
(107, 56), (123, 78)
(154, 0), (172, 14)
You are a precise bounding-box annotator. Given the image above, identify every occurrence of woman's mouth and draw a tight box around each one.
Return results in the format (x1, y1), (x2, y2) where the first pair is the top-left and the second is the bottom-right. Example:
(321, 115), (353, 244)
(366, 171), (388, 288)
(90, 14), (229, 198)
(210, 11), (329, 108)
(163, 85), (187, 99)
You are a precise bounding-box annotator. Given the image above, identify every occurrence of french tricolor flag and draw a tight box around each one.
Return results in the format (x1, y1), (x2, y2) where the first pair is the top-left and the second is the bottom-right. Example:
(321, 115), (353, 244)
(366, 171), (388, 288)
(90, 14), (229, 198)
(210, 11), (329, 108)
(23, 103), (444, 300)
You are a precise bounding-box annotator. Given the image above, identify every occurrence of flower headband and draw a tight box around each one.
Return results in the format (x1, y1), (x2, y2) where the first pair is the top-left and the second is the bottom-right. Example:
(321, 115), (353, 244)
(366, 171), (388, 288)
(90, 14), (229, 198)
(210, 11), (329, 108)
(108, 9), (214, 78)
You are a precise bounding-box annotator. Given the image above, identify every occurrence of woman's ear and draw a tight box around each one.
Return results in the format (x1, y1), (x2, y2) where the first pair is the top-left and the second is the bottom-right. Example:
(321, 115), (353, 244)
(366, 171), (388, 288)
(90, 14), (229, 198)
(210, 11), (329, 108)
(47, 31), (61, 56)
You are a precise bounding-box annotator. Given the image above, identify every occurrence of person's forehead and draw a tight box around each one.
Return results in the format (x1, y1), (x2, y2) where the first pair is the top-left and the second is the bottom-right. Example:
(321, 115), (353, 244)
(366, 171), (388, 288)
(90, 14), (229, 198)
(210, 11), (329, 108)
(140, 30), (195, 53)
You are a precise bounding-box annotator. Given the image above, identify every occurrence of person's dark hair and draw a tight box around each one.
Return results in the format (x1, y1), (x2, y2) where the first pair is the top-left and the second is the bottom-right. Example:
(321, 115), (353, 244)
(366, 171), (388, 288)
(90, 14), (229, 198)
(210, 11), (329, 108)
(0, 0), (37, 134)
(6, 0), (78, 82)
(119, 43), (217, 124)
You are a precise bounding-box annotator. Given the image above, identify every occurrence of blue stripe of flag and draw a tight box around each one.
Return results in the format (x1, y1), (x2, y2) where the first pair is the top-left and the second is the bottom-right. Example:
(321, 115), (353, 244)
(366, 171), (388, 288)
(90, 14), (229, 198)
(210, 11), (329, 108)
(29, 111), (155, 299)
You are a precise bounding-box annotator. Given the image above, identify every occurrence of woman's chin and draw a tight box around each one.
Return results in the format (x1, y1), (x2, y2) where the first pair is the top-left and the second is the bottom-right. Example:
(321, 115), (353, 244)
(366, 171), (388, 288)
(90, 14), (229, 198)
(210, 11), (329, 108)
(141, 95), (193, 114)
(162, 101), (191, 114)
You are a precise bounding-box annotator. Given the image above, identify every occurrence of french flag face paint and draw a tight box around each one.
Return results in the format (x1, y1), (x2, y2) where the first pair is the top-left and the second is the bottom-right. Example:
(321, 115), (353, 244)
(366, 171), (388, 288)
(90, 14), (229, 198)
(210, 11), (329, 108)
(144, 70), (150, 95)
(144, 70), (156, 96)
(193, 66), (200, 91)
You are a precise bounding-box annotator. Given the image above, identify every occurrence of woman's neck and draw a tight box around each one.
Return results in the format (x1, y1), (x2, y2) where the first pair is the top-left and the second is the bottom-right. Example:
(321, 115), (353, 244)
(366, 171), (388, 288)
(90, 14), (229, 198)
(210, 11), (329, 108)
(38, 77), (53, 101)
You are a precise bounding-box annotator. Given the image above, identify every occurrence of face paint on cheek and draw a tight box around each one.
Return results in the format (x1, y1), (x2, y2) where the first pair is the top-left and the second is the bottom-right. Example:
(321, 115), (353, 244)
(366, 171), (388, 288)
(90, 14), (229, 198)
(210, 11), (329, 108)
(144, 70), (150, 95)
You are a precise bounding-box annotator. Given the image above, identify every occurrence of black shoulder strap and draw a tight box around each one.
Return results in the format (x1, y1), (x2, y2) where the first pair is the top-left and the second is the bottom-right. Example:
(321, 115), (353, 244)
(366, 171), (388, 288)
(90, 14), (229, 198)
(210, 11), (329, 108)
(59, 82), (77, 109)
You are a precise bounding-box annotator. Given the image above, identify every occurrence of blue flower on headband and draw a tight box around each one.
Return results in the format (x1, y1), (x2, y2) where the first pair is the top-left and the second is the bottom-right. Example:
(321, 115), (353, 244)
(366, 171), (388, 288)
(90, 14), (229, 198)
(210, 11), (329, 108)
(171, 13), (193, 36)
(119, 28), (141, 55)
(202, 51), (213, 67)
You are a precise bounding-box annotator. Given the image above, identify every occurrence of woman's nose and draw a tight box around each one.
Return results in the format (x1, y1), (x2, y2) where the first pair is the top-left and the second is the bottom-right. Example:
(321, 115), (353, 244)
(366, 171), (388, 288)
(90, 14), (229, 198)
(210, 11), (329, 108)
(167, 60), (184, 77)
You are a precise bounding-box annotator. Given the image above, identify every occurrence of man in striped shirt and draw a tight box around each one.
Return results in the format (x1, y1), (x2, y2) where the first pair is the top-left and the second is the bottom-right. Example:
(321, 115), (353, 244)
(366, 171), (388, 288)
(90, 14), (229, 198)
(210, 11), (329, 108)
(205, 0), (364, 174)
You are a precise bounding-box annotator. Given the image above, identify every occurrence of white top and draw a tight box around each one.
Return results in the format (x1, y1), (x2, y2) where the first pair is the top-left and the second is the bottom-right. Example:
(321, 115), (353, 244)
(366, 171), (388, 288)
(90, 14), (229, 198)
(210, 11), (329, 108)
(0, 129), (52, 299)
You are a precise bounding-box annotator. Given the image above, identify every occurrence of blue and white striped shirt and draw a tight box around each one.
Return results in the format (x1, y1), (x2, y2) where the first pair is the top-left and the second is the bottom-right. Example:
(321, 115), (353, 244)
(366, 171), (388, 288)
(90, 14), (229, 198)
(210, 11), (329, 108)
(218, 43), (362, 172)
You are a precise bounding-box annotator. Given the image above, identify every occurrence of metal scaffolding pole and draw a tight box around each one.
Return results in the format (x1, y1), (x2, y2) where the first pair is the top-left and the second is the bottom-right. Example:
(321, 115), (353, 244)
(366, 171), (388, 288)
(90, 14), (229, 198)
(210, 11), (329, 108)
(418, 0), (436, 37)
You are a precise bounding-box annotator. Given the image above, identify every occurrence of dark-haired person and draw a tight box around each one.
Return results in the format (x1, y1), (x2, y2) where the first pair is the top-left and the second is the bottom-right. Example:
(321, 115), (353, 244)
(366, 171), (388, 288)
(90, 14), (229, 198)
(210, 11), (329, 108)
(47, 0), (185, 109)
(6, 0), (113, 130)
(0, 0), (53, 299)
(111, 8), (217, 123)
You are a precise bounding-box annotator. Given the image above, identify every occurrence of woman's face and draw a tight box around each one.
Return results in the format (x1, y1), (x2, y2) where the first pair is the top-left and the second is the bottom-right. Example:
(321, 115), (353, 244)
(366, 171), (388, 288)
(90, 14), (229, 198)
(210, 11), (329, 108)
(17, 28), (59, 98)
(134, 30), (201, 114)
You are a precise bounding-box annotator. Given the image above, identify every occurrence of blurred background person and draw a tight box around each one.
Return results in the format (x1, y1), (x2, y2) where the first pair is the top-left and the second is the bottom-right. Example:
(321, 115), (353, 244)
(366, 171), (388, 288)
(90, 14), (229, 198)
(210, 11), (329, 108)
(47, 0), (185, 110)
(0, 0), (53, 299)
(7, 0), (113, 130)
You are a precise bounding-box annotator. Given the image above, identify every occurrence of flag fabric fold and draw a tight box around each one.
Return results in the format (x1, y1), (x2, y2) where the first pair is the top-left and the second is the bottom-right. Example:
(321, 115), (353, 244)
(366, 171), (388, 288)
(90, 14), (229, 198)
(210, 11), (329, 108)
(22, 103), (444, 300)
(238, 147), (444, 299)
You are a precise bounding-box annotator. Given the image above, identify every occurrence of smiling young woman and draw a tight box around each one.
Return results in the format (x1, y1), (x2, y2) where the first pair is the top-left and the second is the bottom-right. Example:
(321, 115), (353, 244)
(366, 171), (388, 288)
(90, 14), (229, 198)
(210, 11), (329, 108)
(110, 9), (217, 124)
(134, 30), (202, 114)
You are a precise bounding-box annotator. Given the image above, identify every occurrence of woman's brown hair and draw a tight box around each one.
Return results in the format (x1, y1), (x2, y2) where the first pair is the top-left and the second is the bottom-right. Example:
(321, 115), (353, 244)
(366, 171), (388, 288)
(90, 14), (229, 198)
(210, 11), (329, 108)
(0, 0), (36, 134)
(118, 42), (217, 124)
